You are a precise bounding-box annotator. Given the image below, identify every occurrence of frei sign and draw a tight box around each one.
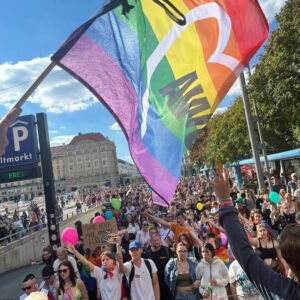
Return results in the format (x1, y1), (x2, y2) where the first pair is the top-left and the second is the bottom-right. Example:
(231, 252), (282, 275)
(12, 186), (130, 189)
(0, 115), (39, 168)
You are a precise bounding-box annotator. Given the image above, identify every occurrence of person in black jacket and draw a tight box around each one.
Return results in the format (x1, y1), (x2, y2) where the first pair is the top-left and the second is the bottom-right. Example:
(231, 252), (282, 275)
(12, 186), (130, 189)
(215, 169), (300, 300)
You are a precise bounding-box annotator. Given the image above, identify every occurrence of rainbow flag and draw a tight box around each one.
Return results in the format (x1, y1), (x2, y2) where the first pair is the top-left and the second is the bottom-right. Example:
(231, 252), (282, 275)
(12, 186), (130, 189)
(52, 0), (268, 205)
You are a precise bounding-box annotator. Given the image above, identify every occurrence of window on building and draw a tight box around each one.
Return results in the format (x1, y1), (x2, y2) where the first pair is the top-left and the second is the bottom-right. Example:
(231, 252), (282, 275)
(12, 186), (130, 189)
(76, 150), (81, 155)
(85, 149), (90, 154)
(101, 146), (106, 151)
(93, 148), (98, 153)
(68, 151), (73, 156)
(101, 152), (107, 159)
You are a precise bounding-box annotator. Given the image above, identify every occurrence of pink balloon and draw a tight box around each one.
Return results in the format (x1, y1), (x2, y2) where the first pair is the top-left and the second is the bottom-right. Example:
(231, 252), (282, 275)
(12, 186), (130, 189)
(61, 227), (78, 245)
(93, 216), (105, 223)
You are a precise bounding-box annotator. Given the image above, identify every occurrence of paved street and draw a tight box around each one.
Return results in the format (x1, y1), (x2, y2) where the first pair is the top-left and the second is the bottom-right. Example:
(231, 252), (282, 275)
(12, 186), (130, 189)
(0, 263), (44, 300)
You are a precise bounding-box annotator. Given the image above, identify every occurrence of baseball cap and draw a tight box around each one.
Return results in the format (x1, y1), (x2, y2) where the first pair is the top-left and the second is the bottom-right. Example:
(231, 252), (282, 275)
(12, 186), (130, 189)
(129, 241), (141, 250)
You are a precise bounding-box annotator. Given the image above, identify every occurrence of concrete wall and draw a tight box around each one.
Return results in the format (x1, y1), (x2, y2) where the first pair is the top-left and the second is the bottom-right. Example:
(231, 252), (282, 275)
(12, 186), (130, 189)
(0, 206), (101, 275)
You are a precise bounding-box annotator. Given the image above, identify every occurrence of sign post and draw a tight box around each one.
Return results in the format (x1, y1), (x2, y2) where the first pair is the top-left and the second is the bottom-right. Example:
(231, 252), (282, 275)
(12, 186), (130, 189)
(36, 113), (60, 249)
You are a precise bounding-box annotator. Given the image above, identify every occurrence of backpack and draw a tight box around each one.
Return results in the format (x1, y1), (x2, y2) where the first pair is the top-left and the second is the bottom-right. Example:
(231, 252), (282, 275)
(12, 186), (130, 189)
(122, 259), (152, 299)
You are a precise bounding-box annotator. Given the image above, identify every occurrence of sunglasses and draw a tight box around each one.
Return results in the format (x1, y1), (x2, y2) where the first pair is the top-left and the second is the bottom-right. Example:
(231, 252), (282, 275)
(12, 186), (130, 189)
(143, 223), (148, 226)
(178, 250), (187, 253)
(22, 285), (32, 291)
(59, 268), (69, 274)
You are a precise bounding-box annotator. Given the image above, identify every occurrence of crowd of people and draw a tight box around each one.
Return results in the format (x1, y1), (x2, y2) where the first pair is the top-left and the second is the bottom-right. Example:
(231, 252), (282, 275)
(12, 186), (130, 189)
(18, 170), (300, 300)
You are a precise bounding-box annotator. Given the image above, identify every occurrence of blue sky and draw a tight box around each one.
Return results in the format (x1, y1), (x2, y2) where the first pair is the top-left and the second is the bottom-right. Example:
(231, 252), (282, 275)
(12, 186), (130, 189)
(0, 0), (287, 163)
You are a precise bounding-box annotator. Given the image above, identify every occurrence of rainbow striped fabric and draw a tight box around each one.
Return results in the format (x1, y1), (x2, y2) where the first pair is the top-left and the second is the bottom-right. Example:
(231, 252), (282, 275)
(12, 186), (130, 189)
(52, 0), (268, 205)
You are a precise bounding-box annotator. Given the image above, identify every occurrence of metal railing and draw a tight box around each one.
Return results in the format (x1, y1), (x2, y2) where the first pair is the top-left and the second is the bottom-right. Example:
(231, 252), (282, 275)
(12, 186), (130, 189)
(0, 202), (101, 246)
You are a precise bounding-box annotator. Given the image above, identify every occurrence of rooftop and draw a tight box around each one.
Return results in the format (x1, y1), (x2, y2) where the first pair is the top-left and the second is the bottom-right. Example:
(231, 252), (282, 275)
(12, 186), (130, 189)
(69, 133), (106, 145)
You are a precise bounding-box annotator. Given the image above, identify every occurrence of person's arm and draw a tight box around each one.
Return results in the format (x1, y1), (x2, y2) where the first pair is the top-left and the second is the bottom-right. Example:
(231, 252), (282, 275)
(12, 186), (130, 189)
(64, 243), (95, 272)
(188, 227), (203, 247)
(152, 272), (160, 300)
(213, 261), (229, 287)
(229, 282), (237, 300)
(248, 237), (259, 248)
(215, 168), (300, 300)
(144, 210), (171, 229)
(77, 279), (89, 300)
(203, 217), (226, 233)
(115, 236), (125, 274)
(118, 228), (129, 241)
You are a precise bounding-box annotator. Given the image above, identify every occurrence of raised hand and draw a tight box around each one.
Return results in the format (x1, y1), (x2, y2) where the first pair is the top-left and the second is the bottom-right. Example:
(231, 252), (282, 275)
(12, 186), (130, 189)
(64, 242), (76, 254)
(213, 168), (231, 202)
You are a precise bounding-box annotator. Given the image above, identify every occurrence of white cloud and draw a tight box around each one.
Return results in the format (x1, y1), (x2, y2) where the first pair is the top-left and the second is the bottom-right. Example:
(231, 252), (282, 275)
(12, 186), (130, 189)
(50, 135), (75, 146)
(0, 57), (97, 113)
(110, 122), (121, 131)
(258, 0), (287, 24)
(49, 130), (58, 135)
(213, 107), (228, 115)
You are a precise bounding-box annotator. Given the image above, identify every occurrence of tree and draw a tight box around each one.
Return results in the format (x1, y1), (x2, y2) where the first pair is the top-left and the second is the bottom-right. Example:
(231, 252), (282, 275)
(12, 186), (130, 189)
(203, 97), (252, 165)
(248, 0), (300, 152)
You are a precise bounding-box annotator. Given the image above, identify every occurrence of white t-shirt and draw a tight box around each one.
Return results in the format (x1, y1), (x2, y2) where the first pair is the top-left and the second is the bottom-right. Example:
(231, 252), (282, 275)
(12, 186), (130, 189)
(92, 266), (122, 300)
(229, 260), (263, 300)
(136, 230), (150, 246)
(294, 189), (300, 202)
(124, 259), (157, 300)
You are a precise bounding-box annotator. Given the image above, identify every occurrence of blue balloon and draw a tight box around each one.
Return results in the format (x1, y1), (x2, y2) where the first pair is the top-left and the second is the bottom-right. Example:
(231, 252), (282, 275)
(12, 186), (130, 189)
(105, 210), (113, 220)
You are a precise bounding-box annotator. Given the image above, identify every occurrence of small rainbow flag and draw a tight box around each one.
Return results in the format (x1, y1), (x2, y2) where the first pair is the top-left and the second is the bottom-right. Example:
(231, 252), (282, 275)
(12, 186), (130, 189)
(52, 0), (268, 205)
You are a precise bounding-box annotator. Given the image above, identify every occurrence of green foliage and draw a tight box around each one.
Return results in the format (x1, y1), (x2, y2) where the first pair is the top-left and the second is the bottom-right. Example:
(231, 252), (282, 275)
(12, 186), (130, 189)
(203, 98), (251, 165)
(248, 0), (300, 152)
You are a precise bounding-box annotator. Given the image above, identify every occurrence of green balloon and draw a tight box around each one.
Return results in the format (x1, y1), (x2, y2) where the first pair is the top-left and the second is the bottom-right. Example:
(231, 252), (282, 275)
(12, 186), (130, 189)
(269, 191), (280, 204)
(111, 198), (121, 210)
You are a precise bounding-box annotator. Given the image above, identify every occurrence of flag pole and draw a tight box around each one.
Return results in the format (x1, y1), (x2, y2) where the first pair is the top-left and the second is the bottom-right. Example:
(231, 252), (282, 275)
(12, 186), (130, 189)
(239, 71), (265, 193)
(2, 61), (56, 118)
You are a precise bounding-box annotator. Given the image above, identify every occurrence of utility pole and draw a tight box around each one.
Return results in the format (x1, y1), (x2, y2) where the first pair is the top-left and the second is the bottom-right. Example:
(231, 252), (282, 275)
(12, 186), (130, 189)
(239, 72), (265, 193)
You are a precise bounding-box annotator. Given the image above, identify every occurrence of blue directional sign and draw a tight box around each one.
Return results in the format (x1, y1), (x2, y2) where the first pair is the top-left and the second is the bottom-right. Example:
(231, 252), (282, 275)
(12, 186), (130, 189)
(0, 115), (39, 168)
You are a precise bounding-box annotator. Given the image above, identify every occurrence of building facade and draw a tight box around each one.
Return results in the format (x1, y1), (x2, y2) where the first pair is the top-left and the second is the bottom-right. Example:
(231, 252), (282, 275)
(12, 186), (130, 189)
(0, 133), (121, 201)
(52, 133), (120, 193)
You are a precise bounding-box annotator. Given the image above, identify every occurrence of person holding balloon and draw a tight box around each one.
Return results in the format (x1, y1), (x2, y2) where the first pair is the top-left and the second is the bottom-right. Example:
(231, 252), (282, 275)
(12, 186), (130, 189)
(64, 235), (124, 300)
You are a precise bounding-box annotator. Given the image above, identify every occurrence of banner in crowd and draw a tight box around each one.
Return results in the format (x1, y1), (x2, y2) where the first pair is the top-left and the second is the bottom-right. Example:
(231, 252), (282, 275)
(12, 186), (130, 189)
(82, 218), (118, 250)
(52, 0), (269, 205)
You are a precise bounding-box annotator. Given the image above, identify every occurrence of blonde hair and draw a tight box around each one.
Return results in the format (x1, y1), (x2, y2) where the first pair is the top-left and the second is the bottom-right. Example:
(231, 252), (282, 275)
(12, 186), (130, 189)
(25, 292), (48, 300)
